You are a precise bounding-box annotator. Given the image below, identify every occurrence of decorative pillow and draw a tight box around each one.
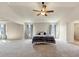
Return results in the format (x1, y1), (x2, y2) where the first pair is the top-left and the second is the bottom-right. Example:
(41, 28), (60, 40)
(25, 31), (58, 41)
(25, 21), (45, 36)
(37, 32), (47, 35)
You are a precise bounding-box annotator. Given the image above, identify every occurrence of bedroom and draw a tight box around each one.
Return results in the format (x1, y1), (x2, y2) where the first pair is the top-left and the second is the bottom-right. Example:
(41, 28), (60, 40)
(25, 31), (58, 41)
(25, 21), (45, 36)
(0, 2), (79, 57)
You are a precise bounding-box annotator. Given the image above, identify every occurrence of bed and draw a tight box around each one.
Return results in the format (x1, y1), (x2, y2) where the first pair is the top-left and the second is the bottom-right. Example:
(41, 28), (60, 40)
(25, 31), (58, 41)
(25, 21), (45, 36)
(32, 35), (56, 44)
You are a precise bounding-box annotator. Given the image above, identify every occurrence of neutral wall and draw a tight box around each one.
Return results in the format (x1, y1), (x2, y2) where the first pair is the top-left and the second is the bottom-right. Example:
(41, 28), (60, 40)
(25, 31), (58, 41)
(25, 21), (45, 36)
(61, 21), (76, 43)
(33, 23), (50, 35)
(5, 22), (67, 40)
(56, 23), (60, 39)
(67, 22), (74, 42)
(57, 21), (75, 42)
(6, 22), (24, 40)
(74, 23), (79, 41)
(58, 22), (67, 41)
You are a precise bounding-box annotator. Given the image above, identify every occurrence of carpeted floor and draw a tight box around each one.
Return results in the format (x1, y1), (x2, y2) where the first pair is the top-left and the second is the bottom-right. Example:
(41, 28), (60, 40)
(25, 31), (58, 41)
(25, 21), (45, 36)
(0, 39), (79, 57)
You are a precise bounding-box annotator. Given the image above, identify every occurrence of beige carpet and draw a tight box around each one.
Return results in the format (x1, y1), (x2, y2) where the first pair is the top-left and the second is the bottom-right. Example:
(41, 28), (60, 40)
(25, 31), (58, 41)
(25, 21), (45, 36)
(0, 39), (79, 57)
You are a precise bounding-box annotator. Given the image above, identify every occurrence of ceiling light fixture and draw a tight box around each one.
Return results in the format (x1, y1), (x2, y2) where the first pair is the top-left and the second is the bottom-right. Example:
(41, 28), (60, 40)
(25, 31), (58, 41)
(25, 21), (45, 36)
(33, 2), (54, 16)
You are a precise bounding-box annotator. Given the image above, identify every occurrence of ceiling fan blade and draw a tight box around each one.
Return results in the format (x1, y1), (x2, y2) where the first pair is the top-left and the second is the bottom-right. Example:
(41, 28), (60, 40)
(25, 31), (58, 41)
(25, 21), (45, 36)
(37, 13), (41, 16)
(33, 10), (40, 12)
(46, 10), (54, 13)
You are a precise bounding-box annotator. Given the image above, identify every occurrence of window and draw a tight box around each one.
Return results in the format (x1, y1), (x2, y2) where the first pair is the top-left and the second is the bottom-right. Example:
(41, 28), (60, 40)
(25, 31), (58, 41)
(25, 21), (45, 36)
(49, 24), (56, 38)
(25, 24), (33, 39)
(0, 24), (7, 39)
(28, 24), (33, 38)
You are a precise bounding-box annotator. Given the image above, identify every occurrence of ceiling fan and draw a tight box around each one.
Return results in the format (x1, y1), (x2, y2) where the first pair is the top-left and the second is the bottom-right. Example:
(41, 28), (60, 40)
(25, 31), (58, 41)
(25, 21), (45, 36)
(33, 2), (54, 16)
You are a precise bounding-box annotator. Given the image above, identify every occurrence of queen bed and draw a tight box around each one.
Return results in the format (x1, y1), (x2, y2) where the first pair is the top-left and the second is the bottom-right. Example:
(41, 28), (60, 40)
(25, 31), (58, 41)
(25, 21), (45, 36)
(32, 35), (56, 44)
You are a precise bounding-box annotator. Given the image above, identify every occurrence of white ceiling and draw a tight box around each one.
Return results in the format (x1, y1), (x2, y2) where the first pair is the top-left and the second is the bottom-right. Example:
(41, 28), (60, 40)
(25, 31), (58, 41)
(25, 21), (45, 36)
(0, 2), (79, 24)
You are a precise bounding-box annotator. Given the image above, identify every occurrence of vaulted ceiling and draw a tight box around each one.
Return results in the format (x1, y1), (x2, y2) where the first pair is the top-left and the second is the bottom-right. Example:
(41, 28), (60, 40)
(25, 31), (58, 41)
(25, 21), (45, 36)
(0, 2), (79, 24)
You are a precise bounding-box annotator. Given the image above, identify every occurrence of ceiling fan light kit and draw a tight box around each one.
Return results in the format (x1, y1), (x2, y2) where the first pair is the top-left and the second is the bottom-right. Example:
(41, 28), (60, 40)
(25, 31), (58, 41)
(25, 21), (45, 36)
(33, 2), (54, 16)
